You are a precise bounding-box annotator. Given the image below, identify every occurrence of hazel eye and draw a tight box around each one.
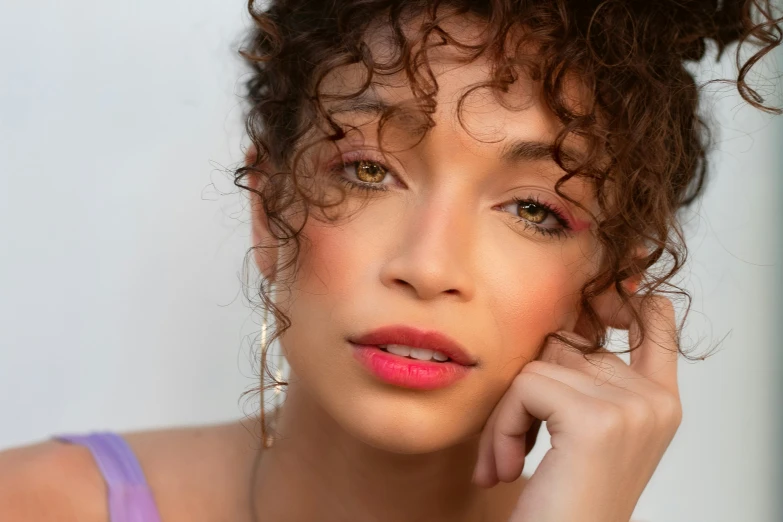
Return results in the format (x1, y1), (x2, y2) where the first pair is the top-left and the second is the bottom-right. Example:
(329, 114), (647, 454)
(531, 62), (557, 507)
(354, 160), (388, 183)
(498, 196), (572, 239)
(517, 201), (557, 226)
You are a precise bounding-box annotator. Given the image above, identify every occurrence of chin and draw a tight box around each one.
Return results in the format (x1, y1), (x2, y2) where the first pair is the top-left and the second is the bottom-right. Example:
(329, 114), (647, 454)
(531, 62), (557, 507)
(295, 367), (494, 454)
(338, 396), (483, 454)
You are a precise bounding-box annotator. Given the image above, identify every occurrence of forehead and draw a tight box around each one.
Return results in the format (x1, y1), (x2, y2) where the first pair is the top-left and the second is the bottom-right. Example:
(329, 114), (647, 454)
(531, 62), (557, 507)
(317, 9), (589, 162)
(310, 9), (598, 211)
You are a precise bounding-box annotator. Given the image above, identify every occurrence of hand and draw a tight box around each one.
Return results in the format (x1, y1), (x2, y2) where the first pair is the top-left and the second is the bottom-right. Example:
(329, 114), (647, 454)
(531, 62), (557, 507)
(471, 295), (683, 522)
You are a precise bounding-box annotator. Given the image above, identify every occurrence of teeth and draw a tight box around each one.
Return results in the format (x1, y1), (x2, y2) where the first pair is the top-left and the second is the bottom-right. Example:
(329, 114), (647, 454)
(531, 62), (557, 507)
(410, 348), (434, 361)
(386, 344), (411, 357)
(379, 344), (451, 363)
(432, 351), (449, 362)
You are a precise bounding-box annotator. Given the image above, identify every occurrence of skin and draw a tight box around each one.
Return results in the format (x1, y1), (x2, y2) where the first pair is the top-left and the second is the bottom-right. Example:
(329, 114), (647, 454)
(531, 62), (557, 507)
(246, 12), (679, 522)
(255, 11), (602, 458)
(0, 11), (680, 522)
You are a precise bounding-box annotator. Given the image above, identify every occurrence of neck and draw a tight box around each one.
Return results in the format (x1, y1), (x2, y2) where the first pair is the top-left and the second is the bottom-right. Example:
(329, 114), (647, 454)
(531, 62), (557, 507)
(249, 378), (524, 522)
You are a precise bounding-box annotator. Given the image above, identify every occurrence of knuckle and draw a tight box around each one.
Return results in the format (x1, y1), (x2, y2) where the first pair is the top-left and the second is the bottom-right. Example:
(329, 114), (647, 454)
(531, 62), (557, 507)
(623, 395), (655, 432)
(656, 393), (683, 428)
(584, 403), (625, 441)
(650, 294), (675, 311)
(646, 295), (676, 322)
(512, 371), (538, 395)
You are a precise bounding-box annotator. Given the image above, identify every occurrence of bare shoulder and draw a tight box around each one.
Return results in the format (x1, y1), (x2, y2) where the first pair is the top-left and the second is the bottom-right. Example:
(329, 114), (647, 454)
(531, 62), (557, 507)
(121, 417), (263, 522)
(0, 418), (263, 522)
(0, 438), (107, 522)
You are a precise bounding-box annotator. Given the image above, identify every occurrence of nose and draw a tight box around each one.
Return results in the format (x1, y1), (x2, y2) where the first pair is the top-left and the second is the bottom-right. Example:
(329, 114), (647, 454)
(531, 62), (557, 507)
(378, 190), (476, 301)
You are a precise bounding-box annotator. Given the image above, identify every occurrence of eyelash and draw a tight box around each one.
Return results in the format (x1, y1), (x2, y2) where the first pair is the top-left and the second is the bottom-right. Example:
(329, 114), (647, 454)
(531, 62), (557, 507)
(328, 154), (574, 240)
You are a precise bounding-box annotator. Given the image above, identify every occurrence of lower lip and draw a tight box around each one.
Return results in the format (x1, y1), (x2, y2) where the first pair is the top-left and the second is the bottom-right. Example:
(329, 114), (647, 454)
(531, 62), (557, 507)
(350, 342), (472, 390)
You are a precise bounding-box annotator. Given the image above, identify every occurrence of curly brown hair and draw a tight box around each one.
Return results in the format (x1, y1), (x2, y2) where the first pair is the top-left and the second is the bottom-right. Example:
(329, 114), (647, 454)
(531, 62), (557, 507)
(232, 0), (782, 440)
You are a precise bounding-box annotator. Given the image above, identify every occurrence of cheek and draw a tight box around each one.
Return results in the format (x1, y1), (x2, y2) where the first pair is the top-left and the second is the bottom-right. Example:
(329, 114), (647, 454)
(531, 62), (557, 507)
(293, 219), (372, 299)
(276, 218), (372, 356)
(491, 252), (586, 328)
(479, 238), (596, 379)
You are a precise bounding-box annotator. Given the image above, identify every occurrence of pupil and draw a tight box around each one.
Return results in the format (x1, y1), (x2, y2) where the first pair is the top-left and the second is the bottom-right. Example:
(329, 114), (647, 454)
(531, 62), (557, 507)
(519, 202), (546, 224)
(356, 160), (385, 182)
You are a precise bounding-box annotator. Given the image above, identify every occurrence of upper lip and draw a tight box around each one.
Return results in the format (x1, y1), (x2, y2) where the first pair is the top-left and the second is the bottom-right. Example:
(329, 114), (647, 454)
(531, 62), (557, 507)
(349, 325), (478, 366)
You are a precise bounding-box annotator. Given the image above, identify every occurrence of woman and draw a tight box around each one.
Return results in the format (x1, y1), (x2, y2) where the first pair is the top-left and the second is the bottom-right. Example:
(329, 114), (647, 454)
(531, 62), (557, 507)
(1, 0), (780, 521)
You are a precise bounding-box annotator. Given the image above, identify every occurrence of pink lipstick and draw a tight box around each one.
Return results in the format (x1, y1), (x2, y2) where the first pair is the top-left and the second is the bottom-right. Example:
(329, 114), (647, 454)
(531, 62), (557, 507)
(349, 325), (476, 390)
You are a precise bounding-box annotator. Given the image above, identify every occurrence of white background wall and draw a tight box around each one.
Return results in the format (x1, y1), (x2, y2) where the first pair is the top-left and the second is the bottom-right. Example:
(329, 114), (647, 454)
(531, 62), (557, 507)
(0, 2), (780, 521)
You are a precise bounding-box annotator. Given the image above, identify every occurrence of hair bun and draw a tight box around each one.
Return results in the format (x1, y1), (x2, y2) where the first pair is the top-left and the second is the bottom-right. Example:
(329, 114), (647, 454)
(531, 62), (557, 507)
(578, 0), (776, 65)
(662, 0), (746, 61)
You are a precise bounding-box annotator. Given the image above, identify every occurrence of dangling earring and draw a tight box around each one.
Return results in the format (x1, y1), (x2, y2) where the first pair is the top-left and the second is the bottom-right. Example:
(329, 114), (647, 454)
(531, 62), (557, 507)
(260, 250), (286, 449)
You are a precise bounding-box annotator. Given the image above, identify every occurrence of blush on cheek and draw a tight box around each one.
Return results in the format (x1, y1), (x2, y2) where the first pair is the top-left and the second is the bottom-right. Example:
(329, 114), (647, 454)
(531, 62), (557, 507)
(536, 280), (578, 332)
(295, 222), (358, 294)
(508, 274), (583, 344)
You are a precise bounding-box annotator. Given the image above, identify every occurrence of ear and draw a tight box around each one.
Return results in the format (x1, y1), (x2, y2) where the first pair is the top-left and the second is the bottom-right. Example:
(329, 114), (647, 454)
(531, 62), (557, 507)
(572, 244), (647, 338)
(245, 144), (280, 283)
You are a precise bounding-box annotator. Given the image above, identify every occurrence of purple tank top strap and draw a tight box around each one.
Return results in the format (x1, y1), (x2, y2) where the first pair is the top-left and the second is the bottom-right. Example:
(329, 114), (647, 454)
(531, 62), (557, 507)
(54, 432), (162, 522)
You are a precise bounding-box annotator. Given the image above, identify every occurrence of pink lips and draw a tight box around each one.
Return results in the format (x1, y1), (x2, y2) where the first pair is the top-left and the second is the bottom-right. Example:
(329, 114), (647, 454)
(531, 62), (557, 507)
(349, 325), (477, 390)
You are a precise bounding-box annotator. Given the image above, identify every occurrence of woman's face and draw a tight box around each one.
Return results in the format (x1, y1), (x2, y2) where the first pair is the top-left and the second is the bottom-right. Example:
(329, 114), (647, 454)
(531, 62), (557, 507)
(257, 16), (602, 454)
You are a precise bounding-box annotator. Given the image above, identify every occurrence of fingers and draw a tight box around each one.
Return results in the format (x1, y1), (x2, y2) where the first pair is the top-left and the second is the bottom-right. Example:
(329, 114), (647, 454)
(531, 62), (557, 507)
(576, 290), (680, 394)
(525, 358), (633, 398)
(474, 372), (583, 486)
(473, 395), (502, 487)
(538, 334), (645, 390)
(628, 295), (679, 394)
(474, 293), (680, 489)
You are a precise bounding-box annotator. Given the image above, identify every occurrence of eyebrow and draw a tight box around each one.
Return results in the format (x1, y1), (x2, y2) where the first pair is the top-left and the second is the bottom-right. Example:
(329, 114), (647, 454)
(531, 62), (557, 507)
(500, 140), (583, 166)
(324, 90), (392, 116)
(326, 91), (584, 166)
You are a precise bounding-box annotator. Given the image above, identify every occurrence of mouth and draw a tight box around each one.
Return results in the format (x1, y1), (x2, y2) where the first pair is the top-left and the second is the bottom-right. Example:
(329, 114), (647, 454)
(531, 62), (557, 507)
(348, 324), (478, 367)
(348, 325), (477, 391)
(375, 344), (453, 362)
